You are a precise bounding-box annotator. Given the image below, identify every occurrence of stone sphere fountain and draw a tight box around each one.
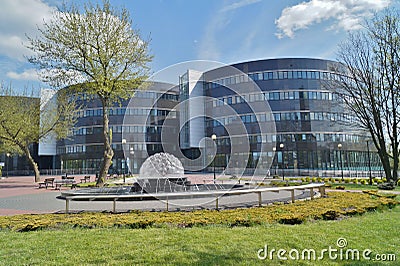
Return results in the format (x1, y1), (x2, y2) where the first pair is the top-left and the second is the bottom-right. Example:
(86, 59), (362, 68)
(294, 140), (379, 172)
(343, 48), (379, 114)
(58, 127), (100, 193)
(137, 153), (189, 193)
(59, 152), (243, 199)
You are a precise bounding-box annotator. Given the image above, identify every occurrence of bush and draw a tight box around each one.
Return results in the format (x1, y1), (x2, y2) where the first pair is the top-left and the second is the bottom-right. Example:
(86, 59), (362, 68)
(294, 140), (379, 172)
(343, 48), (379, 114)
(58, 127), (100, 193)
(352, 179), (358, 184)
(344, 178), (350, 183)
(360, 179), (368, 185)
(0, 192), (397, 231)
(335, 185), (346, 190)
(305, 177), (311, 182)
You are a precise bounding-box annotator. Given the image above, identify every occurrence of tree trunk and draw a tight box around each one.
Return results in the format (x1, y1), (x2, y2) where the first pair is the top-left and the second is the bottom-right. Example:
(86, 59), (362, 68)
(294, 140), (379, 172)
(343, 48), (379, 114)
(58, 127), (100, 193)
(96, 102), (114, 186)
(22, 145), (40, 182)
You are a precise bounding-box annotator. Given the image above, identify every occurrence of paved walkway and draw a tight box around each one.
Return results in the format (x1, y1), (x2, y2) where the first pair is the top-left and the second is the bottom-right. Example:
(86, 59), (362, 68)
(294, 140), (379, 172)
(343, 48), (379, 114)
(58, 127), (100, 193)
(0, 175), (312, 216)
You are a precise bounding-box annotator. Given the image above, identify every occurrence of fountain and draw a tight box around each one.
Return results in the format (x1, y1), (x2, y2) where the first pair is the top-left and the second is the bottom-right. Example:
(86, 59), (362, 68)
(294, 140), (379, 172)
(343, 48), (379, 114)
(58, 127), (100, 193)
(59, 152), (244, 199)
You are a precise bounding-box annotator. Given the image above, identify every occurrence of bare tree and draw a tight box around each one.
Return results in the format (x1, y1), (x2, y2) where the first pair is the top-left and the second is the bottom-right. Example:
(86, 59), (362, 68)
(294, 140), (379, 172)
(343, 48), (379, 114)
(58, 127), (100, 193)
(26, 0), (152, 185)
(329, 10), (400, 183)
(0, 85), (78, 182)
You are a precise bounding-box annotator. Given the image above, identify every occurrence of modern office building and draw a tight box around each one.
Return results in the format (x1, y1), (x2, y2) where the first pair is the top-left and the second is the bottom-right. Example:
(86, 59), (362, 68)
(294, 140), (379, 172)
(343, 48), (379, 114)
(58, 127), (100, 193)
(2, 57), (382, 177)
(199, 58), (381, 176)
(56, 82), (180, 175)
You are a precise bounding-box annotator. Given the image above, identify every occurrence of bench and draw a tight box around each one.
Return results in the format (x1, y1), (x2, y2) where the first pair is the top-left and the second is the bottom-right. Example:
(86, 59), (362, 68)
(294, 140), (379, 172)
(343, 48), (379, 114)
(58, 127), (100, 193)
(38, 178), (55, 189)
(80, 175), (91, 183)
(55, 179), (77, 190)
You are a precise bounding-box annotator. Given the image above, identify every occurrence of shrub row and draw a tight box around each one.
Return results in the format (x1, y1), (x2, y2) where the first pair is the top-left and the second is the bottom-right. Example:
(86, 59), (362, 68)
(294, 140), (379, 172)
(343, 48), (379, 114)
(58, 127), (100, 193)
(287, 177), (390, 185)
(0, 192), (397, 232)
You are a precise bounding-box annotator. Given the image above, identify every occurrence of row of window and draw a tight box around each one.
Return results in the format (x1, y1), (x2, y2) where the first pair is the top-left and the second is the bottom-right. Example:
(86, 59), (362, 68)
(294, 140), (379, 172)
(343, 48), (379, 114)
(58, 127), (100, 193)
(73, 125), (177, 136)
(212, 133), (366, 146)
(212, 90), (337, 107)
(78, 108), (177, 118)
(59, 142), (178, 155)
(76, 91), (179, 102)
(207, 70), (339, 89)
(207, 111), (356, 127)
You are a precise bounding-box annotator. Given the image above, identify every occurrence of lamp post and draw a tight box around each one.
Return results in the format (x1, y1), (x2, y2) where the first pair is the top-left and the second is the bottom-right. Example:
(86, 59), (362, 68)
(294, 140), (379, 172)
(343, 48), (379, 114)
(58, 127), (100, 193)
(130, 147), (135, 176)
(211, 134), (217, 183)
(6, 153), (10, 178)
(338, 143), (344, 181)
(366, 140), (372, 185)
(272, 147), (277, 176)
(122, 139), (127, 182)
(280, 143), (285, 181)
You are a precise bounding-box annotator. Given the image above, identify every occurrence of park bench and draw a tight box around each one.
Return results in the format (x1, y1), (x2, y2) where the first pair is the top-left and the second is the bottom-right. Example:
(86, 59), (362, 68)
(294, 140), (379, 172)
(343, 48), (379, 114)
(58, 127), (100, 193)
(80, 175), (91, 183)
(38, 178), (55, 189)
(55, 179), (77, 190)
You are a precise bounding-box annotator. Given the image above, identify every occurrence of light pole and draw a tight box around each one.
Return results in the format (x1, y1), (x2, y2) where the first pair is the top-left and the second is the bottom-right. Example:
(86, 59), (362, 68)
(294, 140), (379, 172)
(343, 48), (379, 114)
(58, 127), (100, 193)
(280, 143), (285, 180)
(122, 139), (127, 182)
(366, 140), (372, 185)
(6, 153), (10, 178)
(338, 143), (344, 181)
(272, 147), (277, 176)
(211, 134), (217, 183)
(130, 147), (135, 176)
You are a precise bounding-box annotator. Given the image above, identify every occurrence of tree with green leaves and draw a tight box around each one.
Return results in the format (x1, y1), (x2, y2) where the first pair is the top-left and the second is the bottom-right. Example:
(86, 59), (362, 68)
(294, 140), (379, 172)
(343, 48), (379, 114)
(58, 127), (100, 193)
(26, 0), (152, 186)
(329, 10), (400, 183)
(0, 85), (78, 182)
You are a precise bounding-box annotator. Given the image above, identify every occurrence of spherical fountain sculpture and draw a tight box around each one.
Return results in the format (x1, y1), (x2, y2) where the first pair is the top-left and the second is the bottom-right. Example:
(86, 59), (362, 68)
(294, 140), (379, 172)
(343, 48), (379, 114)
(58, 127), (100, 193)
(137, 153), (189, 193)
(59, 152), (243, 199)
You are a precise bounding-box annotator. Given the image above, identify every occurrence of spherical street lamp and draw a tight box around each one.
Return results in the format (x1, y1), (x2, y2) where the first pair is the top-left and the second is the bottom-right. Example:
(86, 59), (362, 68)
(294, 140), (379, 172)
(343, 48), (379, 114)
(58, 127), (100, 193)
(211, 134), (217, 183)
(279, 144), (285, 180)
(338, 143), (344, 181)
(6, 153), (10, 178)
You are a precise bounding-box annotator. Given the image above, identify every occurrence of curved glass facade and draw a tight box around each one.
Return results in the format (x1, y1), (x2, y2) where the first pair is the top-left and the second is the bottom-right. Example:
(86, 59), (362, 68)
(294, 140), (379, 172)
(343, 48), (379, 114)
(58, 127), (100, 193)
(203, 58), (382, 177)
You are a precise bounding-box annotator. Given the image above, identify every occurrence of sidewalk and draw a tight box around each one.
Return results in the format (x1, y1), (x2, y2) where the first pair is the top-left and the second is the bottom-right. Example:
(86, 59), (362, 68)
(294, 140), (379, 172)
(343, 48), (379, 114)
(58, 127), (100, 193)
(0, 175), (83, 216)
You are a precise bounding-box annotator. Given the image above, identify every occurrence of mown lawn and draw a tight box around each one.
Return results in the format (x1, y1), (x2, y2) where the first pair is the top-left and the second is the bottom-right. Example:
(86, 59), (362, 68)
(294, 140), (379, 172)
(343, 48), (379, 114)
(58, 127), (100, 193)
(329, 182), (400, 191)
(0, 196), (399, 265)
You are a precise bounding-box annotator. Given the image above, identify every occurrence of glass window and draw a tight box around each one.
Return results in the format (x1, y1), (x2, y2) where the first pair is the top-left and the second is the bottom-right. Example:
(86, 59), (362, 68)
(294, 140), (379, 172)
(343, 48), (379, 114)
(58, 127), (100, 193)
(249, 73), (257, 81)
(263, 72), (272, 80)
(301, 113), (310, 121)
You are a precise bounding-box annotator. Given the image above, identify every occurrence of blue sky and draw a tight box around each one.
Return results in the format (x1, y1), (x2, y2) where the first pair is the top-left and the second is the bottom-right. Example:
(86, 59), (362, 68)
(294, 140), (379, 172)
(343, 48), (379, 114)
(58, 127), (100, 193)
(0, 0), (398, 93)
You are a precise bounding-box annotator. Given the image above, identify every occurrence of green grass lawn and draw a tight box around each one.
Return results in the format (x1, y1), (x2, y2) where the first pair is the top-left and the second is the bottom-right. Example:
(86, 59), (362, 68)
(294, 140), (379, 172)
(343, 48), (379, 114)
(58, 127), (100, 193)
(329, 183), (400, 191)
(0, 207), (399, 265)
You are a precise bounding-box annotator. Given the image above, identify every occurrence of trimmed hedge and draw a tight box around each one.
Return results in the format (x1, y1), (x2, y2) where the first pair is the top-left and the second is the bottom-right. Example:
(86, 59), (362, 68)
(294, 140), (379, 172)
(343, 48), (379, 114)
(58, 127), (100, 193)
(0, 192), (397, 231)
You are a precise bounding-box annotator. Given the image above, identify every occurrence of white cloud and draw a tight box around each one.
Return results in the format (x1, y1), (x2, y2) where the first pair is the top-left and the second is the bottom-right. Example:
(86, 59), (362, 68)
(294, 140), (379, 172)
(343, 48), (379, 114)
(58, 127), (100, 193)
(220, 0), (262, 12)
(6, 69), (39, 81)
(198, 0), (263, 60)
(275, 0), (391, 38)
(0, 0), (55, 61)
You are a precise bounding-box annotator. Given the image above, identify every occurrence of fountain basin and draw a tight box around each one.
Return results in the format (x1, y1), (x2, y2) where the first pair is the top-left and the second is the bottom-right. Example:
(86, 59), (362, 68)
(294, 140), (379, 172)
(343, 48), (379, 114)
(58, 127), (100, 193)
(58, 183), (245, 201)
